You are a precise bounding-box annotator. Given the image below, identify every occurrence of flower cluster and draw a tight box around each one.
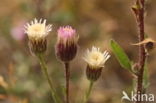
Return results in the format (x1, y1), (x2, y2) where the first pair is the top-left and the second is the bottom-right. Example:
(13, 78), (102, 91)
(24, 18), (111, 80)
(24, 18), (111, 103)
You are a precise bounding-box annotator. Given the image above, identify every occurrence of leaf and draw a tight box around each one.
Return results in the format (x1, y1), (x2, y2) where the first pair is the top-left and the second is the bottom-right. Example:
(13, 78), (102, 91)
(110, 39), (132, 72)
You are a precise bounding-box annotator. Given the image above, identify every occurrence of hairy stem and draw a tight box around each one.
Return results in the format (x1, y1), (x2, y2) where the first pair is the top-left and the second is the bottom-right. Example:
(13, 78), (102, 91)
(135, 0), (146, 102)
(64, 62), (70, 103)
(38, 54), (61, 103)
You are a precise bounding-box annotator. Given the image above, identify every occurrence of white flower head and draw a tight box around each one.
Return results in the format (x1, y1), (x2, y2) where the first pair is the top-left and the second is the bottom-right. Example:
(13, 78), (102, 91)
(24, 18), (52, 40)
(84, 46), (110, 69)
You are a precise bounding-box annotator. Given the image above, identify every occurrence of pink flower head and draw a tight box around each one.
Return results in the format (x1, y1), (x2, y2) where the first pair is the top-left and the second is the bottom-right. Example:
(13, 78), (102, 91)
(57, 26), (76, 39)
(55, 25), (78, 62)
(11, 21), (26, 41)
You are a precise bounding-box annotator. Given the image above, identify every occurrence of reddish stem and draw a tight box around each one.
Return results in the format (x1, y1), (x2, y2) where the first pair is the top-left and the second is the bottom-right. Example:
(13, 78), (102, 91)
(65, 62), (70, 103)
(135, 0), (146, 103)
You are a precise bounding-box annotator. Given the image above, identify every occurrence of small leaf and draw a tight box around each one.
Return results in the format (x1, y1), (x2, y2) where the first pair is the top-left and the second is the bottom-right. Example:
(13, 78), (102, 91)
(110, 40), (132, 71)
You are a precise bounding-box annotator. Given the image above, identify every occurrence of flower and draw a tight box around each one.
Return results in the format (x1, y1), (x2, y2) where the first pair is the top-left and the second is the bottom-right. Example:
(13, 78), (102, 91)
(84, 46), (110, 69)
(55, 26), (78, 62)
(24, 18), (52, 40)
(57, 25), (78, 45)
(11, 21), (26, 41)
(84, 46), (110, 81)
(24, 18), (52, 54)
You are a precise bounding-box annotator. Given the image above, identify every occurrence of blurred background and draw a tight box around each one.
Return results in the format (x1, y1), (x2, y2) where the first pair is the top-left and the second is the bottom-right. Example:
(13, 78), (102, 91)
(0, 0), (156, 103)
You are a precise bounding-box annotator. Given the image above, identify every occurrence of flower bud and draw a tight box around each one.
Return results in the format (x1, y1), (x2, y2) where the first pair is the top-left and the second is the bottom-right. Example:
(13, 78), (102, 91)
(145, 40), (155, 53)
(55, 26), (78, 62)
(83, 46), (110, 81)
(24, 18), (52, 54)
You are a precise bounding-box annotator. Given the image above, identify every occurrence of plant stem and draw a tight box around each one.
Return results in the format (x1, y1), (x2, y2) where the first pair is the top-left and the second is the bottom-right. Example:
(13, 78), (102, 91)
(64, 62), (70, 103)
(38, 54), (61, 103)
(84, 81), (94, 103)
(135, 0), (146, 103)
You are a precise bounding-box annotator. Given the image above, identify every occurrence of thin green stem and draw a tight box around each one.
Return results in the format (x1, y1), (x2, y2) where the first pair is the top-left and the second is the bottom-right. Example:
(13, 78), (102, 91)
(84, 81), (94, 103)
(37, 54), (61, 103)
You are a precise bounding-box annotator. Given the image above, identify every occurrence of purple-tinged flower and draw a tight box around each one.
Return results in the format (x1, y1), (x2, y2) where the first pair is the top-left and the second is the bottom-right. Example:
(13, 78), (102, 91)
(57, 26), (78, 44)
(11, 21), (26, 41)
(55, 26), (78, 62)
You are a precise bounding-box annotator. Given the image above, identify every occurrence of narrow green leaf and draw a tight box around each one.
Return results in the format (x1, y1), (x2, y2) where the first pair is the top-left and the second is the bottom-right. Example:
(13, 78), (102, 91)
(110, 39), (132, 71)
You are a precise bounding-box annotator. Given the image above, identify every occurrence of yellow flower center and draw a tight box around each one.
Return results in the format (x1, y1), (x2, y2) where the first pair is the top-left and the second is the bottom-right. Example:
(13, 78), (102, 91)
(91, 53), (100, 61)
(25, 19), (52, 40)
(83, 47), (110, 68)
(29, 24), (45, 33)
